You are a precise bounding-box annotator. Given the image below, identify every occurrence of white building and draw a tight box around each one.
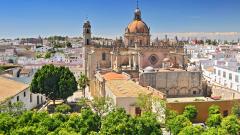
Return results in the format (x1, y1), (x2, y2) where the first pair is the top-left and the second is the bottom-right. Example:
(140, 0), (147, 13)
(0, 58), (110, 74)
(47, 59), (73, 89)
(51, 52), (66, 62)
(212, 65), (240, 92)
(35, 46), (52, 53)
(94, 72), (165, 116)
(0, 77), (46, 110)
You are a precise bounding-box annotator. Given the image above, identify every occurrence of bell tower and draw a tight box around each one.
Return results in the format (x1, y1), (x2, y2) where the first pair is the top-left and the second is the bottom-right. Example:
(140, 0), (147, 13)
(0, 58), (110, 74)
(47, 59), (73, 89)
(83, 20), (91, 45)
(83, 20), (92, 78)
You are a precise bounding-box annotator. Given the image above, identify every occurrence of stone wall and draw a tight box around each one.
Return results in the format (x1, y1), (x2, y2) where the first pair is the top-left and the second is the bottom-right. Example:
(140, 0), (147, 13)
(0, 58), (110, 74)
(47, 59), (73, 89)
(167, 99), (240, 123)
(211, 85), (240, 99)
(139, 70), (202, 97)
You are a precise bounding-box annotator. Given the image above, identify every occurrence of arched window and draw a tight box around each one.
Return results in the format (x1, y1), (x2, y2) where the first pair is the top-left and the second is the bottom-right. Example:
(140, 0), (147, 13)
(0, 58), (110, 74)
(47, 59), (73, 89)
(102, 53), (106, 61)
(86, 29), (90, 34)
(86, 39), (90, 45)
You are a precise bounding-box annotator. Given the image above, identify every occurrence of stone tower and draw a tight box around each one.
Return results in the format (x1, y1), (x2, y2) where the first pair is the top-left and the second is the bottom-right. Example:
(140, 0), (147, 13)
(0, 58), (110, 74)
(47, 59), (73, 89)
(83, 20), (92, 78)
(83, 20), (91, 45)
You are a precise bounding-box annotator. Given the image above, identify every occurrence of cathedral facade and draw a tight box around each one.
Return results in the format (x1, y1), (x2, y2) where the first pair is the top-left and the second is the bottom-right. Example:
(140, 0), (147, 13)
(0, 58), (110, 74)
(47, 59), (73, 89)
(83, 7), (185, 81)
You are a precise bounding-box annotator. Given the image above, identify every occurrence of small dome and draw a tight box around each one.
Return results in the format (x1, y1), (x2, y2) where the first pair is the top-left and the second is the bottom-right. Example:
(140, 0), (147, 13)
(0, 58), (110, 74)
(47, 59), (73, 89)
(126, 20), (149, 34)
(135, 8), (141, 17)
(144, 66), (155, 73)
(163, 58), (170, 62)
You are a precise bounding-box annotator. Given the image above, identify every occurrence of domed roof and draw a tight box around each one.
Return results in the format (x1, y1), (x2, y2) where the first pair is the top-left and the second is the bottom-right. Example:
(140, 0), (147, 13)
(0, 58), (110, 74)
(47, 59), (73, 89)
(125, 8), (149, 34)
(163, 58), (170, 62)
(143, 66), (155, 73)
(126, 20), (149, 33)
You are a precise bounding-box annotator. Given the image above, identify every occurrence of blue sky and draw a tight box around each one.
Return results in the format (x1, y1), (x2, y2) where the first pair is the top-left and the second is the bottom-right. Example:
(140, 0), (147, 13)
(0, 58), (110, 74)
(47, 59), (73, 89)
(0, 0), (240, 39)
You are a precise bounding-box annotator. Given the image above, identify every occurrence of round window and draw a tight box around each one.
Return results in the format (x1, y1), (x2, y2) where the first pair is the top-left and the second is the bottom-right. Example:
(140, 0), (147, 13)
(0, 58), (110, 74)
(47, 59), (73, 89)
(149, 54), (158, 65)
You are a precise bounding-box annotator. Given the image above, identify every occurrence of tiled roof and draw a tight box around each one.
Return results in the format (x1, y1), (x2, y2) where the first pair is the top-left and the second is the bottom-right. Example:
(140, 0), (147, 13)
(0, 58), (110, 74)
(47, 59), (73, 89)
(103, 72), (128, 81)
(106, 80), (151, 97)
(0, 77), (29, 103)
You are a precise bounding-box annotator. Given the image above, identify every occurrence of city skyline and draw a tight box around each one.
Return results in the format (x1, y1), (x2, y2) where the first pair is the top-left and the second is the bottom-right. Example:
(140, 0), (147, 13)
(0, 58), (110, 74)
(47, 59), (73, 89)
(0, 0), (240, 39)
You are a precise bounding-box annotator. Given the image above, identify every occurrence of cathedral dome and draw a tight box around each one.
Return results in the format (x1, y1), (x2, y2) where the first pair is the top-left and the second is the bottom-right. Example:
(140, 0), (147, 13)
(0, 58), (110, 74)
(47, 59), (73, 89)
(125, 8), (149, 34)
(126, 20), (149, 34)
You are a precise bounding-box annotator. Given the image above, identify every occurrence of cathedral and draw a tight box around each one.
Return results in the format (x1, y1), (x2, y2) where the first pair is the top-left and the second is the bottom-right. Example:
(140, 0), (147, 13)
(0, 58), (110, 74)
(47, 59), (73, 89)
(80, 4), (221, 119)
(83, 6), (185, 80)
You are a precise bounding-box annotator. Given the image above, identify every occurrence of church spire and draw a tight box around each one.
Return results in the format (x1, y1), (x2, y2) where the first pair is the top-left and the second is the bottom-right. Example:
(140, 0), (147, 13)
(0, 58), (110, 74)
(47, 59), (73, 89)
(134, 0), (141, 20)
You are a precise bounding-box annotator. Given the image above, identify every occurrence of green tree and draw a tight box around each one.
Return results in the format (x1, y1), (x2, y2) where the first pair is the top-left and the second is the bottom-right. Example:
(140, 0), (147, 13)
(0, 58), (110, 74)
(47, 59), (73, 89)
(100, 108), (133, 135)
(217, 128), (229, 135)
(10, 126), (48, 135)
(166, 115), (192, 135)
(221, 115), (240, 135)
(165, 109), (178, 131)
(183, 105), (198, 121)
(51, 112), (69, 123)
(91, 97), (114, 118)
(66, 42), (72, 48)
(55, 104), (71, 114)
(208, 105), (221, 116)
(78, 73), (89, 97)
(0, 113), (16, 134)
(77, 98), (90, 111)
(44, 52), (51, 59)
(205, 39), (212, 45)
(202, 127), (217, 135)
(136, 93), (152, 113)
(152, 96), (166, 124)
(178, 125), (203, 135)
(212, 40), (218, 45)
(132, 112), (162, 135)
(40, 113), (67, 132)
(206, 114), (222, 128)
(0, 101), (25, 116)
(62, 109), (100, 134)
(165, 109), (178, 121)
(231, 101), (240, 117)
(224, 40), (229, 45)
(30, 64), (78, 104)
(36, 53), (43, 58)
(0, 67), (4, 73)
(52, 128), (78, 135)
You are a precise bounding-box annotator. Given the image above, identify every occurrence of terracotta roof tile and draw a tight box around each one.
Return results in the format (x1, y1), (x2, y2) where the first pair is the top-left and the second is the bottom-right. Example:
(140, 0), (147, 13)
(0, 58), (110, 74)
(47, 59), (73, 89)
(103, 72), (128, 81)
(106, 80), (151, 97)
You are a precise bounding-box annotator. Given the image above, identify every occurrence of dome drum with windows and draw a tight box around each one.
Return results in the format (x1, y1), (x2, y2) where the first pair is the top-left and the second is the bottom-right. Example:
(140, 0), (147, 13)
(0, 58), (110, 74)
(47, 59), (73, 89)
(124, 7), (150, 46)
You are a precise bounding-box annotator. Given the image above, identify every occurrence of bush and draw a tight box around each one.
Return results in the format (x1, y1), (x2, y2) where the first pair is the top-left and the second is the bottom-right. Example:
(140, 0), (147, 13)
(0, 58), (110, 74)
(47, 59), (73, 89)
(221, 115), (240, 135)
(183, 105), (198, 120)
(206, 114), (222, 128)
(166, 115), (192, 135)
(44, 52), (51, 59)
(55, 104), (71, 114)
(208, 105), (220, 116)
(178, 125), (203, 135)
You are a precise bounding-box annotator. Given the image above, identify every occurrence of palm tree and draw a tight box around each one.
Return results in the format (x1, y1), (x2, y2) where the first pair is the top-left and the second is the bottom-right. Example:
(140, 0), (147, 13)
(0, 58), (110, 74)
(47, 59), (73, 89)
(78, 73), (89, 98)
